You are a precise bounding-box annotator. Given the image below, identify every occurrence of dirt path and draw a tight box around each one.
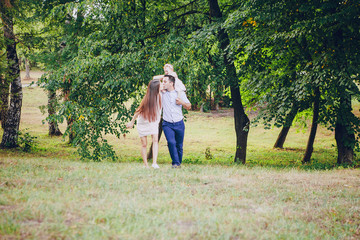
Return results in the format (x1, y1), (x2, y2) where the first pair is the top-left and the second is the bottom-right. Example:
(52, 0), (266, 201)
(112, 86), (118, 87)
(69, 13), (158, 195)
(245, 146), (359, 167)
(20, 70), (44, 86)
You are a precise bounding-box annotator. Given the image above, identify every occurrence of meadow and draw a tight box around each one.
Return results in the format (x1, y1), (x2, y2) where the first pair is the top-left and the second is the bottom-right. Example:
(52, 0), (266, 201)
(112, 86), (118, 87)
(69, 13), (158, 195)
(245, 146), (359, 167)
(0, 73), (359, 239)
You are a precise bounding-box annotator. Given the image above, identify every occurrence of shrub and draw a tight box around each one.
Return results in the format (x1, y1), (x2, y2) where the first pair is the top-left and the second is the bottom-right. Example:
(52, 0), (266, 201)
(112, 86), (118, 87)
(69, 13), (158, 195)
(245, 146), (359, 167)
(17, 129), (38, 152)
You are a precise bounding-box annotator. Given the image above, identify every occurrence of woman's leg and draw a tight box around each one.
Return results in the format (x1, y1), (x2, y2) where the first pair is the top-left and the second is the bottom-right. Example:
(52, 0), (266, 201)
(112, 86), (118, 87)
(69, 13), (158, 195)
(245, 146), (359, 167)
(140, 136), (148, 167)
(151, 134), (159, 166)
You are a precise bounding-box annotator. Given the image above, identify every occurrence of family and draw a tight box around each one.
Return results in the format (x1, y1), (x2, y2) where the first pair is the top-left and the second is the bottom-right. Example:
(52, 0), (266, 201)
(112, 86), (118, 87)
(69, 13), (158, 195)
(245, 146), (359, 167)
(126, 64), (191, 169)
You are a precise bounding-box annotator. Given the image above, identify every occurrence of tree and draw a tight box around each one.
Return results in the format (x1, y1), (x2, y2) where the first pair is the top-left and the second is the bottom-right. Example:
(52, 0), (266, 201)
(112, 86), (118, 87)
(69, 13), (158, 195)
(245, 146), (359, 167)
(226, 0), (360, 164)
(0, 0), (23, 148)
(303, 87), (320, 163)
(0, 48), (9, 130)
(36, 0), (216, 161)
(47, 81), (62, 136)
(273, 103), (299, 149)
(208, 0), (249, 163)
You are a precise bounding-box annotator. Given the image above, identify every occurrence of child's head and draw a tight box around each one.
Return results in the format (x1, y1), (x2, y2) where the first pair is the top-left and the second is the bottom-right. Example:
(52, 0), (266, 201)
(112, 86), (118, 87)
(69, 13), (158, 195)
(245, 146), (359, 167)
(164, 63), (174, 74)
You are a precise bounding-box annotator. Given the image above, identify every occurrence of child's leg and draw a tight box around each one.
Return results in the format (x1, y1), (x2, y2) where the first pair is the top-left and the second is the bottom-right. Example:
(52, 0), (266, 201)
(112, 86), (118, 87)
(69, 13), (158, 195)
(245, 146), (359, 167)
(176, 90), (184, 98)
(174, 77), (186, 95)
(151, 134), (159, 165)
(140, 136), (148, 167)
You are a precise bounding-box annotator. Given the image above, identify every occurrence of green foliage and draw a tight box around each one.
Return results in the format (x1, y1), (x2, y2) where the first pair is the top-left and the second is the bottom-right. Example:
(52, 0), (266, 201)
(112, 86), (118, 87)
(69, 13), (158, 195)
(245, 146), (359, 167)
(17, 129), (38, 152)
(36, 0), (219, 161)
(225, 0), (360, 152)
(205, 147), (213, 160)
(11, 0), (359, 161)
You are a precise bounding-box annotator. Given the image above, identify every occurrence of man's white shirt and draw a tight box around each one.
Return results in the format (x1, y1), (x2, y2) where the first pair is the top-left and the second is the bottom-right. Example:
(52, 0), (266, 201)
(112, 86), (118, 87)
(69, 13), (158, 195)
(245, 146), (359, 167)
(161, 90), (190, 123)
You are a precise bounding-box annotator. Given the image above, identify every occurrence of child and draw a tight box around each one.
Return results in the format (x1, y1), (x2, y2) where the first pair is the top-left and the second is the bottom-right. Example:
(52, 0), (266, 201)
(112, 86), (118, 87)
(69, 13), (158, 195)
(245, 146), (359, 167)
(153, 63), (186, 98)
(126, 79), (162, 168)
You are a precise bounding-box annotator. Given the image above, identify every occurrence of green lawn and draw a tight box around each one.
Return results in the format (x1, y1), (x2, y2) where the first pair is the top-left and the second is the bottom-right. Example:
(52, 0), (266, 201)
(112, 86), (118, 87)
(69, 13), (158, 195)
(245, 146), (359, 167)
(0, 78), (359, 239)
(0, 158), (359, 239)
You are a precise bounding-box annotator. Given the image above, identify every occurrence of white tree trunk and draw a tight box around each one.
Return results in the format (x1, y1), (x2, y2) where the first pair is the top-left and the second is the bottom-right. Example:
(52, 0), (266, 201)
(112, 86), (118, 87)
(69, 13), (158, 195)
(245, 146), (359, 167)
(0, 11), (23, 148)
(25, 58), (30, 79)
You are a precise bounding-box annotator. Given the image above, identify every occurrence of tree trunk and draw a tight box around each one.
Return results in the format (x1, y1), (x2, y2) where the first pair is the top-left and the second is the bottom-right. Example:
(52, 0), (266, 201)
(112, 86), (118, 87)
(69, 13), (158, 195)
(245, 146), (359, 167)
(67, 117), (75, 144)
(147, 118), (163, 160)
(335, 124), (354, 165)
(48, 89), (62, 136)
(63, 77), (75, 144)
(0, 12), (23, 148)
(200, 103), (205, 112)
(274, 104), (298, 148)
(302, 87), (320, 163)
(208, 0), (249, 163)
(335, 94), (354, 165)
(0, 74), (10, 129)
(231, 85), (250, 163)
(25, 58), (30, 79)
(332, 29), (355, 165)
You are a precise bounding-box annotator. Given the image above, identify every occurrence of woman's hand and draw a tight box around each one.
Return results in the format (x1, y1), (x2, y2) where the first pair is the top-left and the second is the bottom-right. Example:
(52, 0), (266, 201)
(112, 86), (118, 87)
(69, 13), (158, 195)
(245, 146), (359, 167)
(127, 112), (139, 128)
(126, 121), (134, 129)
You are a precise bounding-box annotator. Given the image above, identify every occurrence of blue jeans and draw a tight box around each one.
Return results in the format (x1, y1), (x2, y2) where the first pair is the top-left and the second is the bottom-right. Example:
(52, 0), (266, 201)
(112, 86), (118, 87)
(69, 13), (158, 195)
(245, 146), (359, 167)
(162, 120), (185, 166)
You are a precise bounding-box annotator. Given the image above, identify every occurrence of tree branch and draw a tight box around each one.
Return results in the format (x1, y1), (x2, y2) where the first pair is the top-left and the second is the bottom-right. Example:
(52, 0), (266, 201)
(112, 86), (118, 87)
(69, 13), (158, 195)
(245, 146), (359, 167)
(158, 10), (208, 28)
(145, 9), (207, 39)
(165, 0), (199, 13)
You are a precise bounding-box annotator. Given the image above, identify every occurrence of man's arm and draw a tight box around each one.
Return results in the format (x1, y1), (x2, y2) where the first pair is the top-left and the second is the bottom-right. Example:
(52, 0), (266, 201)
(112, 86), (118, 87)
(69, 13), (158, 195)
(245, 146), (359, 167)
(176, 98), (191, 110)
(153, 75), (164, 80)
(183, 102), (192, 110)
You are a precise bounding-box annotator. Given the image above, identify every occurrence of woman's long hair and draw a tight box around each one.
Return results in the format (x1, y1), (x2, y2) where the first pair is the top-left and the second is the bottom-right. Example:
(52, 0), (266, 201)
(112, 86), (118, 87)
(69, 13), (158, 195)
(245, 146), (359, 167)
(136, 80), (161, 122)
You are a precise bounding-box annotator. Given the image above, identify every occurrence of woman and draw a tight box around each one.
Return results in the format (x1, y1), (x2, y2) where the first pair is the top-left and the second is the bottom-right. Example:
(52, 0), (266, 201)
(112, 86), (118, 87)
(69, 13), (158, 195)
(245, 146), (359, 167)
(126, 79), (162, 168)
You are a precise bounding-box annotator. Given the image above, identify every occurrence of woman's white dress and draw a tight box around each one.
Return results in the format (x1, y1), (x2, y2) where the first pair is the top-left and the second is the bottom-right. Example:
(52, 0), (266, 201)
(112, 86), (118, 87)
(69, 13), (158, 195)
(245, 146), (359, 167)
(137, 108), (161, 137)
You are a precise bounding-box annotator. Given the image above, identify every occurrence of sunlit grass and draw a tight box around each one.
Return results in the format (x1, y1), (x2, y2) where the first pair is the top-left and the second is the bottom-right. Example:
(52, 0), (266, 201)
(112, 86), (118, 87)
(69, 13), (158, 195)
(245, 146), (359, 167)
(0, 158), (359, 239)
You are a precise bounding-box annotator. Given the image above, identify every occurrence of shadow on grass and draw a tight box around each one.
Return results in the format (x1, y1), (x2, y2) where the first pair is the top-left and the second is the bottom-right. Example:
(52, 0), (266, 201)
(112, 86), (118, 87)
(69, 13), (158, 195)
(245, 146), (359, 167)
(1, 136), (359, 171)
(181, 148), (360, 171)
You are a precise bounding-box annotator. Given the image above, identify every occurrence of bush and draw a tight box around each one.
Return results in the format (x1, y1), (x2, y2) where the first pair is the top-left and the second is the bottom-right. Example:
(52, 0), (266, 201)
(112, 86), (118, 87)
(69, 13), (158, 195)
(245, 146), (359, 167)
(17, 129), (38, 152)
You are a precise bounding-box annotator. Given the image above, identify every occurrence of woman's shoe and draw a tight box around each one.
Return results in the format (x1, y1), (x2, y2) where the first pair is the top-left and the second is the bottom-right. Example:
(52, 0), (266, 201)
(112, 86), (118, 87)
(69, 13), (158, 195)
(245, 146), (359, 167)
(152, 163), (160, 169)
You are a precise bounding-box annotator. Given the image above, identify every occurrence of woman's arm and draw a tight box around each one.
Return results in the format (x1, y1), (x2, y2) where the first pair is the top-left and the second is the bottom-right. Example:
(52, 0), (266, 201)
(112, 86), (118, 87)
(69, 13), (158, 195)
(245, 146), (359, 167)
(126, 111), (140, 129)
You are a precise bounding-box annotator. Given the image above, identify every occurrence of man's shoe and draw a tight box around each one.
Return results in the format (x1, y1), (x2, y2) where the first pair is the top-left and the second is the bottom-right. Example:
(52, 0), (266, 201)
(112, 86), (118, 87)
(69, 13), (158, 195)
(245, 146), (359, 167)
(172, 164), (181, 168)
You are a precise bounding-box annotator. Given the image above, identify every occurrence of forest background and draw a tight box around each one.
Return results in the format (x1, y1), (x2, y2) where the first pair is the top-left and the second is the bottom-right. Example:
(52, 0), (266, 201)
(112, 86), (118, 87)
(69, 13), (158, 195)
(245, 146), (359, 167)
(2, 0), (360, 166)
(1, 0), (360, 239)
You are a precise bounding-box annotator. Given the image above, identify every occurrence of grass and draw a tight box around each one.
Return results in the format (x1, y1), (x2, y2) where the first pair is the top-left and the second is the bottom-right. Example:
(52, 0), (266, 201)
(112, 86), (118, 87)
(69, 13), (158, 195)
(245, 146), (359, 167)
(1, 159), (360, 239)
(0, 71), (359, 239)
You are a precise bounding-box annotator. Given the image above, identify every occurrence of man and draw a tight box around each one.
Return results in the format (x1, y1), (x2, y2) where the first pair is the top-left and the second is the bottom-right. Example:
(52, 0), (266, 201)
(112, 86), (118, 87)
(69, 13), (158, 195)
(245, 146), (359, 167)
(162, 75), (191, 168)
(153, 63), (186, 98)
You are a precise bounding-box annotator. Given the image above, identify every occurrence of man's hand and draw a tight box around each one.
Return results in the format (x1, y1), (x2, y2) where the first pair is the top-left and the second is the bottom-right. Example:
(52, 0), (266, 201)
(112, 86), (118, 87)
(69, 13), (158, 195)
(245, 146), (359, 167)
(176, 98), (191, 110)
(175, 97), (183, 105)
(153, 75), (164, 81)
